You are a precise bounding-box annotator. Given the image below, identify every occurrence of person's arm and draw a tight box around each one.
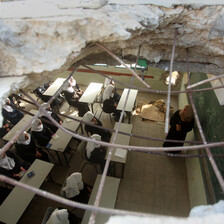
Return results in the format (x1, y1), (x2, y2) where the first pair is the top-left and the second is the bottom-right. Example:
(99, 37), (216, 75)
(169, 110), (179, 127)
(181, 119), (194, 133)
(52, 113), (62, 124)
(96, 118), (102, 126)
(0, 167), (14, 178)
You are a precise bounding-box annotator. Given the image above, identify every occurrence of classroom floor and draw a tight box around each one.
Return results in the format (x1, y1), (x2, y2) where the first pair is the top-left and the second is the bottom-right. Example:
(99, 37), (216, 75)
(6, 87), (190, 223)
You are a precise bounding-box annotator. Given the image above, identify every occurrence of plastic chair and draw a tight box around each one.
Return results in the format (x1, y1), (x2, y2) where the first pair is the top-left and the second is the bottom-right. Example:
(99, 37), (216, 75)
(77, 141), (100, 174)
(41, 207), (55, 224)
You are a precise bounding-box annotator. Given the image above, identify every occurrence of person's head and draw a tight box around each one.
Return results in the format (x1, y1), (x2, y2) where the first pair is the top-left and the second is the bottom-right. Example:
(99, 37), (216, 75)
(41, 103), (51, 111)
(180, 105), (194, 122)
(103, 84), (115, 101)
(46, 208), (69, 224)
(5, 98), (11, 105)
(69, 77), (76, 87)
(31, 118), (43, 132)
(86, 134), (102, 153)
(83, 111), (95, 124)
(17, 131), (30, 144)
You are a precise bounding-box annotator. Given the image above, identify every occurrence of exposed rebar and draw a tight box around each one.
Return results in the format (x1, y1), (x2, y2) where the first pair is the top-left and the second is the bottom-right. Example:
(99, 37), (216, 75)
(165, 28), (178, 134)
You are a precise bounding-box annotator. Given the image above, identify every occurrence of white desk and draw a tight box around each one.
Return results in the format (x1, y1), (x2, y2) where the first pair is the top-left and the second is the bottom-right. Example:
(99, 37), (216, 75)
(79, 82), (103, 112)
(81, 175), (120, 224)
(49, 116), (82, 165)
(43, 78), (66, 96)
(3, 113), (33, 141)
(117, 88), (138, 123)
(105, 123), (133, 178)
(0, 159), (54, 224)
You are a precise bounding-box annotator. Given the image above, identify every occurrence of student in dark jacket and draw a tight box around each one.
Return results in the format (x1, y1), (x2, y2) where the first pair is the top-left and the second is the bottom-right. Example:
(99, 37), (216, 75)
(63, 79), (89, 117)
(2, 98), (24, 125)
(40, 103), (63, 133)
(102, 84), (121, 122)
(0, 150), (29, 179)
(0, 123), (12, 139)
(85, 134), (106, 171)
(83, 111), (111, 142)
(15, 131), (49, 163)
(31, 118), (52, 147)
(163, 104), (194, 153)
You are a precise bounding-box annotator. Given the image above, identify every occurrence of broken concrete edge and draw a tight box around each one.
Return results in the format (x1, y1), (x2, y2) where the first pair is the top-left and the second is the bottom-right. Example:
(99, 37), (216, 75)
(108, 0), (224, 8)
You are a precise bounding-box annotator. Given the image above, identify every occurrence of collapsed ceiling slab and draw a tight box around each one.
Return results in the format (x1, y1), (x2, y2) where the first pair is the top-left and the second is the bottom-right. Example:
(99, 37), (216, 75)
(0, 0), (224, 119)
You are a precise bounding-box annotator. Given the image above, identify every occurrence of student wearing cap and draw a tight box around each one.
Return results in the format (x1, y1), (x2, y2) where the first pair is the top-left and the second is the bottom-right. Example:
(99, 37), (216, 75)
(31, 118), (52, 147)
(15, 131), (49, 163)
(63, 78), (89, 117)
(2, 98), (24, 126)
(83, 111), (111, 142)
(102, 84), (121, 122)
(0, 150), (29, 179)
(85, 134), (106, 171)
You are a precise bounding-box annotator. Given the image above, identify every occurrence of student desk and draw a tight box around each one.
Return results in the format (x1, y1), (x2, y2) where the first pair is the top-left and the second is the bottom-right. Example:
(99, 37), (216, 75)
(79, 82), (103, 113)
(3, 109), (39, 141)
(81, 174), (120, 224)
(117, 88), (138, 123)
(0, 159), (54, 224)
(105, 122), (133, 178)
(49, 116), (82, 166)
(3, 113), (33, 141)
(43, 78), (66, 96)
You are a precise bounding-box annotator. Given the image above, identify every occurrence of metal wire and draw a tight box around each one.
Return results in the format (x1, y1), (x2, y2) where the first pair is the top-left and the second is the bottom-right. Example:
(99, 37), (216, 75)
(1, 33), (224, 223)
(88, 45), (142, 224)
(185, 51), (224, 192)
(186, 73), (224, 89)
(0, 174), (159, 218)
(16, 96), (209, 145)
(82, 64), (224, 94)
(165, 28), (178, 134)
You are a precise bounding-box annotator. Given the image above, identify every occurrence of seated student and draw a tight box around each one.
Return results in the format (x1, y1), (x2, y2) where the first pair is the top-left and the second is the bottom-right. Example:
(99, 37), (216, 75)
(61, 172), (92, 204)
(40, 103), (63, 133)
(63, 80), (89, 117)
(104, 76), (115, 88)
(0, 150), (29, 179)
(102, 84), (121, 122)
(15, 131), (49, 163)
(0, 123), (12, 139)
(46, 208), (81, 224)
(32, 82), (63, 108)
(68, 77), (84, 95)
(31, 118), (52, 147)
(85, 134), (106, 172)
(83, 111), (111, 142)
(2, 98), (24, 126)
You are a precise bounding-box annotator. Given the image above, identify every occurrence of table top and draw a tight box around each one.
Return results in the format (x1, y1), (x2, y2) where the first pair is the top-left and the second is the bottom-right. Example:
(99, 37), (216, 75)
(105, 122), (133, 164)
(81, 174), (120, 224)
(0, 159), (54, 224)
(117, 88), (138, 112)
(43, 78), (66, 96)
(3, 113), (33, 141)
(79, 82), (103, 104)
(49, 116), (82, 152)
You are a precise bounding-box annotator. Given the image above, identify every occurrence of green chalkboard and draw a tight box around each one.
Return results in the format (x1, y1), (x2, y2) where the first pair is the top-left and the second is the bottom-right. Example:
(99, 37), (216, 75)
(190, 73), (224, 201)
